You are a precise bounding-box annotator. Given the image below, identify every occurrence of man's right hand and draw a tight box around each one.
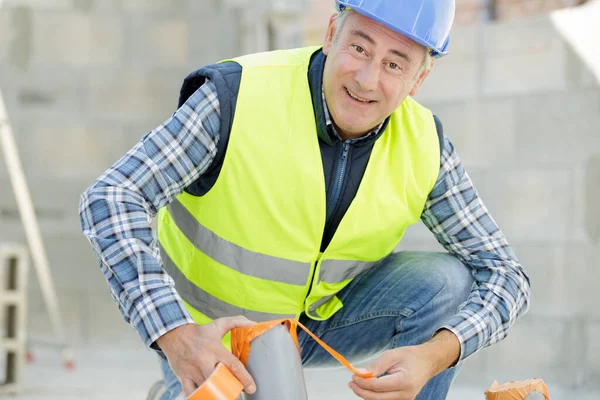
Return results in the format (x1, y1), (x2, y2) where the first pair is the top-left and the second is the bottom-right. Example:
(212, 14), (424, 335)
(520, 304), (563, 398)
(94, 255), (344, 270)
(156, 316), (257, 398)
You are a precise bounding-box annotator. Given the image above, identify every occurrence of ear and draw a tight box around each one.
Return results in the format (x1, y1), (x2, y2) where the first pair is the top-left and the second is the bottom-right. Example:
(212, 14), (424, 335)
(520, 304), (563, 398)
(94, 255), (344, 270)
(322, 14), (338, 56)
(409, 57), (434, 97)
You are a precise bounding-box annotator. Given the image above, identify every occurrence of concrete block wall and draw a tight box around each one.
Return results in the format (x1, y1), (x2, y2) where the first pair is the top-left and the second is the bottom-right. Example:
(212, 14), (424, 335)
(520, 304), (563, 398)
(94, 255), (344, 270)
(404, 14), (600, 393)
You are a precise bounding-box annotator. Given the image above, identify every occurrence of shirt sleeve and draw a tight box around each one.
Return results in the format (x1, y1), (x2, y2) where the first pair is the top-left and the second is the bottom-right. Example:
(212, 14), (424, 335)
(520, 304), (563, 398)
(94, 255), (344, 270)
(420, 135), (531, 361)
(79, 80), (221, 349)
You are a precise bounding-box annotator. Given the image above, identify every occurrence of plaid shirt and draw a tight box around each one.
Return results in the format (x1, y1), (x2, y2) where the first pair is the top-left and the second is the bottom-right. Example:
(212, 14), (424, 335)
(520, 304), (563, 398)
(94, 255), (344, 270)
(79, 79), (530, 362)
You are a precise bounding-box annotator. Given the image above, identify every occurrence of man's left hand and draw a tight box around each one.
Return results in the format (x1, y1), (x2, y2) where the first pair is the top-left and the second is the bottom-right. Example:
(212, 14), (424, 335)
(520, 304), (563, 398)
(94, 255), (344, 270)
(348, 345), (434, 400)
(348, 330), (460, 400)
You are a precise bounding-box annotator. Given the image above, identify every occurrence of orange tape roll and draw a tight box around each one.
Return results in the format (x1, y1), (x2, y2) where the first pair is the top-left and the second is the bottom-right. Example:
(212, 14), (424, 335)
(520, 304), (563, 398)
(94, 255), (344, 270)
(187, 363), (243, 400)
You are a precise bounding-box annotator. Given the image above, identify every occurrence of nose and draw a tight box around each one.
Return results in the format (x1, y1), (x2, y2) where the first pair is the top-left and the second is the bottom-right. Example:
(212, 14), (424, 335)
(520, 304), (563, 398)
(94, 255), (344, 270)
(354, 60), (379, 92)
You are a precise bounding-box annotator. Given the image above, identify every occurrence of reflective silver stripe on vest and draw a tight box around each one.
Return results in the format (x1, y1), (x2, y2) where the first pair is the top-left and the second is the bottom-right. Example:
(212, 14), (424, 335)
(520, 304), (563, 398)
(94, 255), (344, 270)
(160, 244), (296, 322)
(318, 259), (378, 284)
(168, 199), (311, 286)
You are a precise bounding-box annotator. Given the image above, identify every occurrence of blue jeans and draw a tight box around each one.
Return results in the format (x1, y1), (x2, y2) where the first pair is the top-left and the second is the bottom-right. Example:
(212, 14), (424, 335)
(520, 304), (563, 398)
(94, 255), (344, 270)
(159, 251), (474, 399)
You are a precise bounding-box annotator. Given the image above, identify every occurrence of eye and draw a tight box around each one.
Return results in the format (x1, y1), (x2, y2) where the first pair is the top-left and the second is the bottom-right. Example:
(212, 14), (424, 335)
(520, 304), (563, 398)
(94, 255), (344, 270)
(389, 62), (402, 71)
(352, 44), (366, 54)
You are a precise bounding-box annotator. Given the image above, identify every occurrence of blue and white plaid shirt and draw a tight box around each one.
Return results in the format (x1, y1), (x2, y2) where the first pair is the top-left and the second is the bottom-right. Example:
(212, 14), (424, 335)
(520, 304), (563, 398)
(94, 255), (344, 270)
(79, 79), (530, 362)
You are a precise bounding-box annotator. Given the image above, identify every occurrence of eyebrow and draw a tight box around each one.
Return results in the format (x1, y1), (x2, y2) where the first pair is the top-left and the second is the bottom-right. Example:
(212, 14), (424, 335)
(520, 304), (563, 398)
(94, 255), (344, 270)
(350, 29), (413, 63)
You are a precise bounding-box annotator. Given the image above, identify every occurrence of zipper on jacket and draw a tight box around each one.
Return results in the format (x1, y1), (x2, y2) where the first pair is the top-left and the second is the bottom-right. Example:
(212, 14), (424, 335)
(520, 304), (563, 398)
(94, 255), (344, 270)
(325, 142), (350, 224)
(307, 143), (350, 309)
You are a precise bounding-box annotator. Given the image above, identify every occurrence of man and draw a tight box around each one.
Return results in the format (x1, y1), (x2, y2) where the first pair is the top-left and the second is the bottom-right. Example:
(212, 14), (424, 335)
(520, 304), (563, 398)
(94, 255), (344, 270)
(79, 1), (531, 399)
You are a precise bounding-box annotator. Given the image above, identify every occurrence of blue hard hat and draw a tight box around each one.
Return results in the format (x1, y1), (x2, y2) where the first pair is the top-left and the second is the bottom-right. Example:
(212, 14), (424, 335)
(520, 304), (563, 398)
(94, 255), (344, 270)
(336, 0), (455, 57)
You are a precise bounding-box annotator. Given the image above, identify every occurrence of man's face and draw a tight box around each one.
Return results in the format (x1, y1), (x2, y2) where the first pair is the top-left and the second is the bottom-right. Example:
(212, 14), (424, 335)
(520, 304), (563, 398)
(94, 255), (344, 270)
(322, 12), (432, 140)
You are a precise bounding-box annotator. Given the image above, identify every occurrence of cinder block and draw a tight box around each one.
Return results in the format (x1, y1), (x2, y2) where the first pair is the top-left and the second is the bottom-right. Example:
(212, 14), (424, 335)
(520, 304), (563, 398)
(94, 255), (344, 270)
(495, 0), (576, 21)
(26, 287), (85, 347)
(0, 178), (18, 211)
(34, 234), (114, 295)
(0, 9), (12, 67)
(71, 0), (123, 14)
(83, 293), (145, 348)
(583, 158), (600, 243)
(510, 243), (572, 317)
(27, 179), (91, 235)
(513, 91), (600, 166)
(30, 12), (122, 67)
(0, 174), (88, 238)
(3, 0), (70, 9)
(415, 58), (479, 103)
(127, 17), (189, 68)
(571, 162), (600, 244)
(0, 244), (28, 395)
(0, 66), (87, 122)
(416, 24), (480, 101)
(483, 168), (571, 242)
(0, 6), (34, 71)
(421, 101), (470, 148)
(270, 17), (306, 50)
(441, 99), (516, 169)
(483, 17), (559, 57)
(188, 11), (240, 66)
(586, 322), (600, 389)
(18, 119), (130, 180)
(482, 45), (568, 96)
(122, 0), (189, 14)
(86, 69), (181, 122)
(515, 88), (600, 122)
(481, 18), (569, 95)
(565, 244), (600, 320)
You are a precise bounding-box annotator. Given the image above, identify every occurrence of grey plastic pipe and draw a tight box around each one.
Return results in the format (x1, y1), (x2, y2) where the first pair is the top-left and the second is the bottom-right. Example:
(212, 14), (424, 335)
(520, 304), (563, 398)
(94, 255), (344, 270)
(243, 323), (309, 400)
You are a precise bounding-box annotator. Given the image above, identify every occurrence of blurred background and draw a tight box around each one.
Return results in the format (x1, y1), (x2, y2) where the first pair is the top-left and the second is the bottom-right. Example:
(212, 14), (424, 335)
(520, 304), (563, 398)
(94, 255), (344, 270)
(0, 0), (598, 399)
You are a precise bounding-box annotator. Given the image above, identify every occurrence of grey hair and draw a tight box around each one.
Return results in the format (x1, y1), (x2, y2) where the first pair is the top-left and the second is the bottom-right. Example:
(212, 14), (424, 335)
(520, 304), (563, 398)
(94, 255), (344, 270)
(332, 7), (434, 75)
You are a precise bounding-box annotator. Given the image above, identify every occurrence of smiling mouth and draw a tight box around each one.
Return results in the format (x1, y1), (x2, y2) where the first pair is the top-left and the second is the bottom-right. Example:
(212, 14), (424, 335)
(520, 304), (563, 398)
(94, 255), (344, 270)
(345, 88), (375, 104)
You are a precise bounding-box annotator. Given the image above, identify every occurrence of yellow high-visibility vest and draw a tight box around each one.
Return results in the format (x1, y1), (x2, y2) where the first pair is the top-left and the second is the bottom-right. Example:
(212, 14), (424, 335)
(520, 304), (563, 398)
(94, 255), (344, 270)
(157, 46), (440, 345)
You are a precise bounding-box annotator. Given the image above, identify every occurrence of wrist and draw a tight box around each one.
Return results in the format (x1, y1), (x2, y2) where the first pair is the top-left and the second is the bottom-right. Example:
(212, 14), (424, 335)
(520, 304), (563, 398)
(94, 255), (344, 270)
(420, 329), (461, 377)
(156, 322), (195, 351)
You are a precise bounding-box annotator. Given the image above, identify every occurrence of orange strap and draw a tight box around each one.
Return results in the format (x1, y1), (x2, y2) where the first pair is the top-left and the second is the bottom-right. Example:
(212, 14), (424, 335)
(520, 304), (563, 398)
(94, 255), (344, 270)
(295, 320), (373, 378)
(231, 318), (373, 379)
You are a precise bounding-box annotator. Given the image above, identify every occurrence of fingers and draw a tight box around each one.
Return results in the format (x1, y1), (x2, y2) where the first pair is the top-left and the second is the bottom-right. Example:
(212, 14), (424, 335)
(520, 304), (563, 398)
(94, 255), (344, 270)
(213, 316), (256, 337)
(181, 377), (197, 398)
(219, 350), (256, 394)
(348, 381), (404, 400)
(351, 373), (411, 393)
(366, 350), (398, 377)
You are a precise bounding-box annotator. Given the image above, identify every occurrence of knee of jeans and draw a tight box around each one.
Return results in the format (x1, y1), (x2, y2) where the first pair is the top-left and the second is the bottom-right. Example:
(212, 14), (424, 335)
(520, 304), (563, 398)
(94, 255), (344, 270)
(431, 253), (474, 313)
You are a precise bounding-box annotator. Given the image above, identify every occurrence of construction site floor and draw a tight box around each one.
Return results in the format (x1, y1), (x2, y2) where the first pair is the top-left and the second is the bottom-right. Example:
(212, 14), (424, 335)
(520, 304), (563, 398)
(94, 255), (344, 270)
(5, 346), (598, 400)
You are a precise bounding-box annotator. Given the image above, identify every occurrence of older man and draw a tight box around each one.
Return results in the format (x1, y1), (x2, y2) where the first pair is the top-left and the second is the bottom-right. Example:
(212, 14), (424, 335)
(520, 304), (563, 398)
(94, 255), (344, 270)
(79, 1), (530, 399)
